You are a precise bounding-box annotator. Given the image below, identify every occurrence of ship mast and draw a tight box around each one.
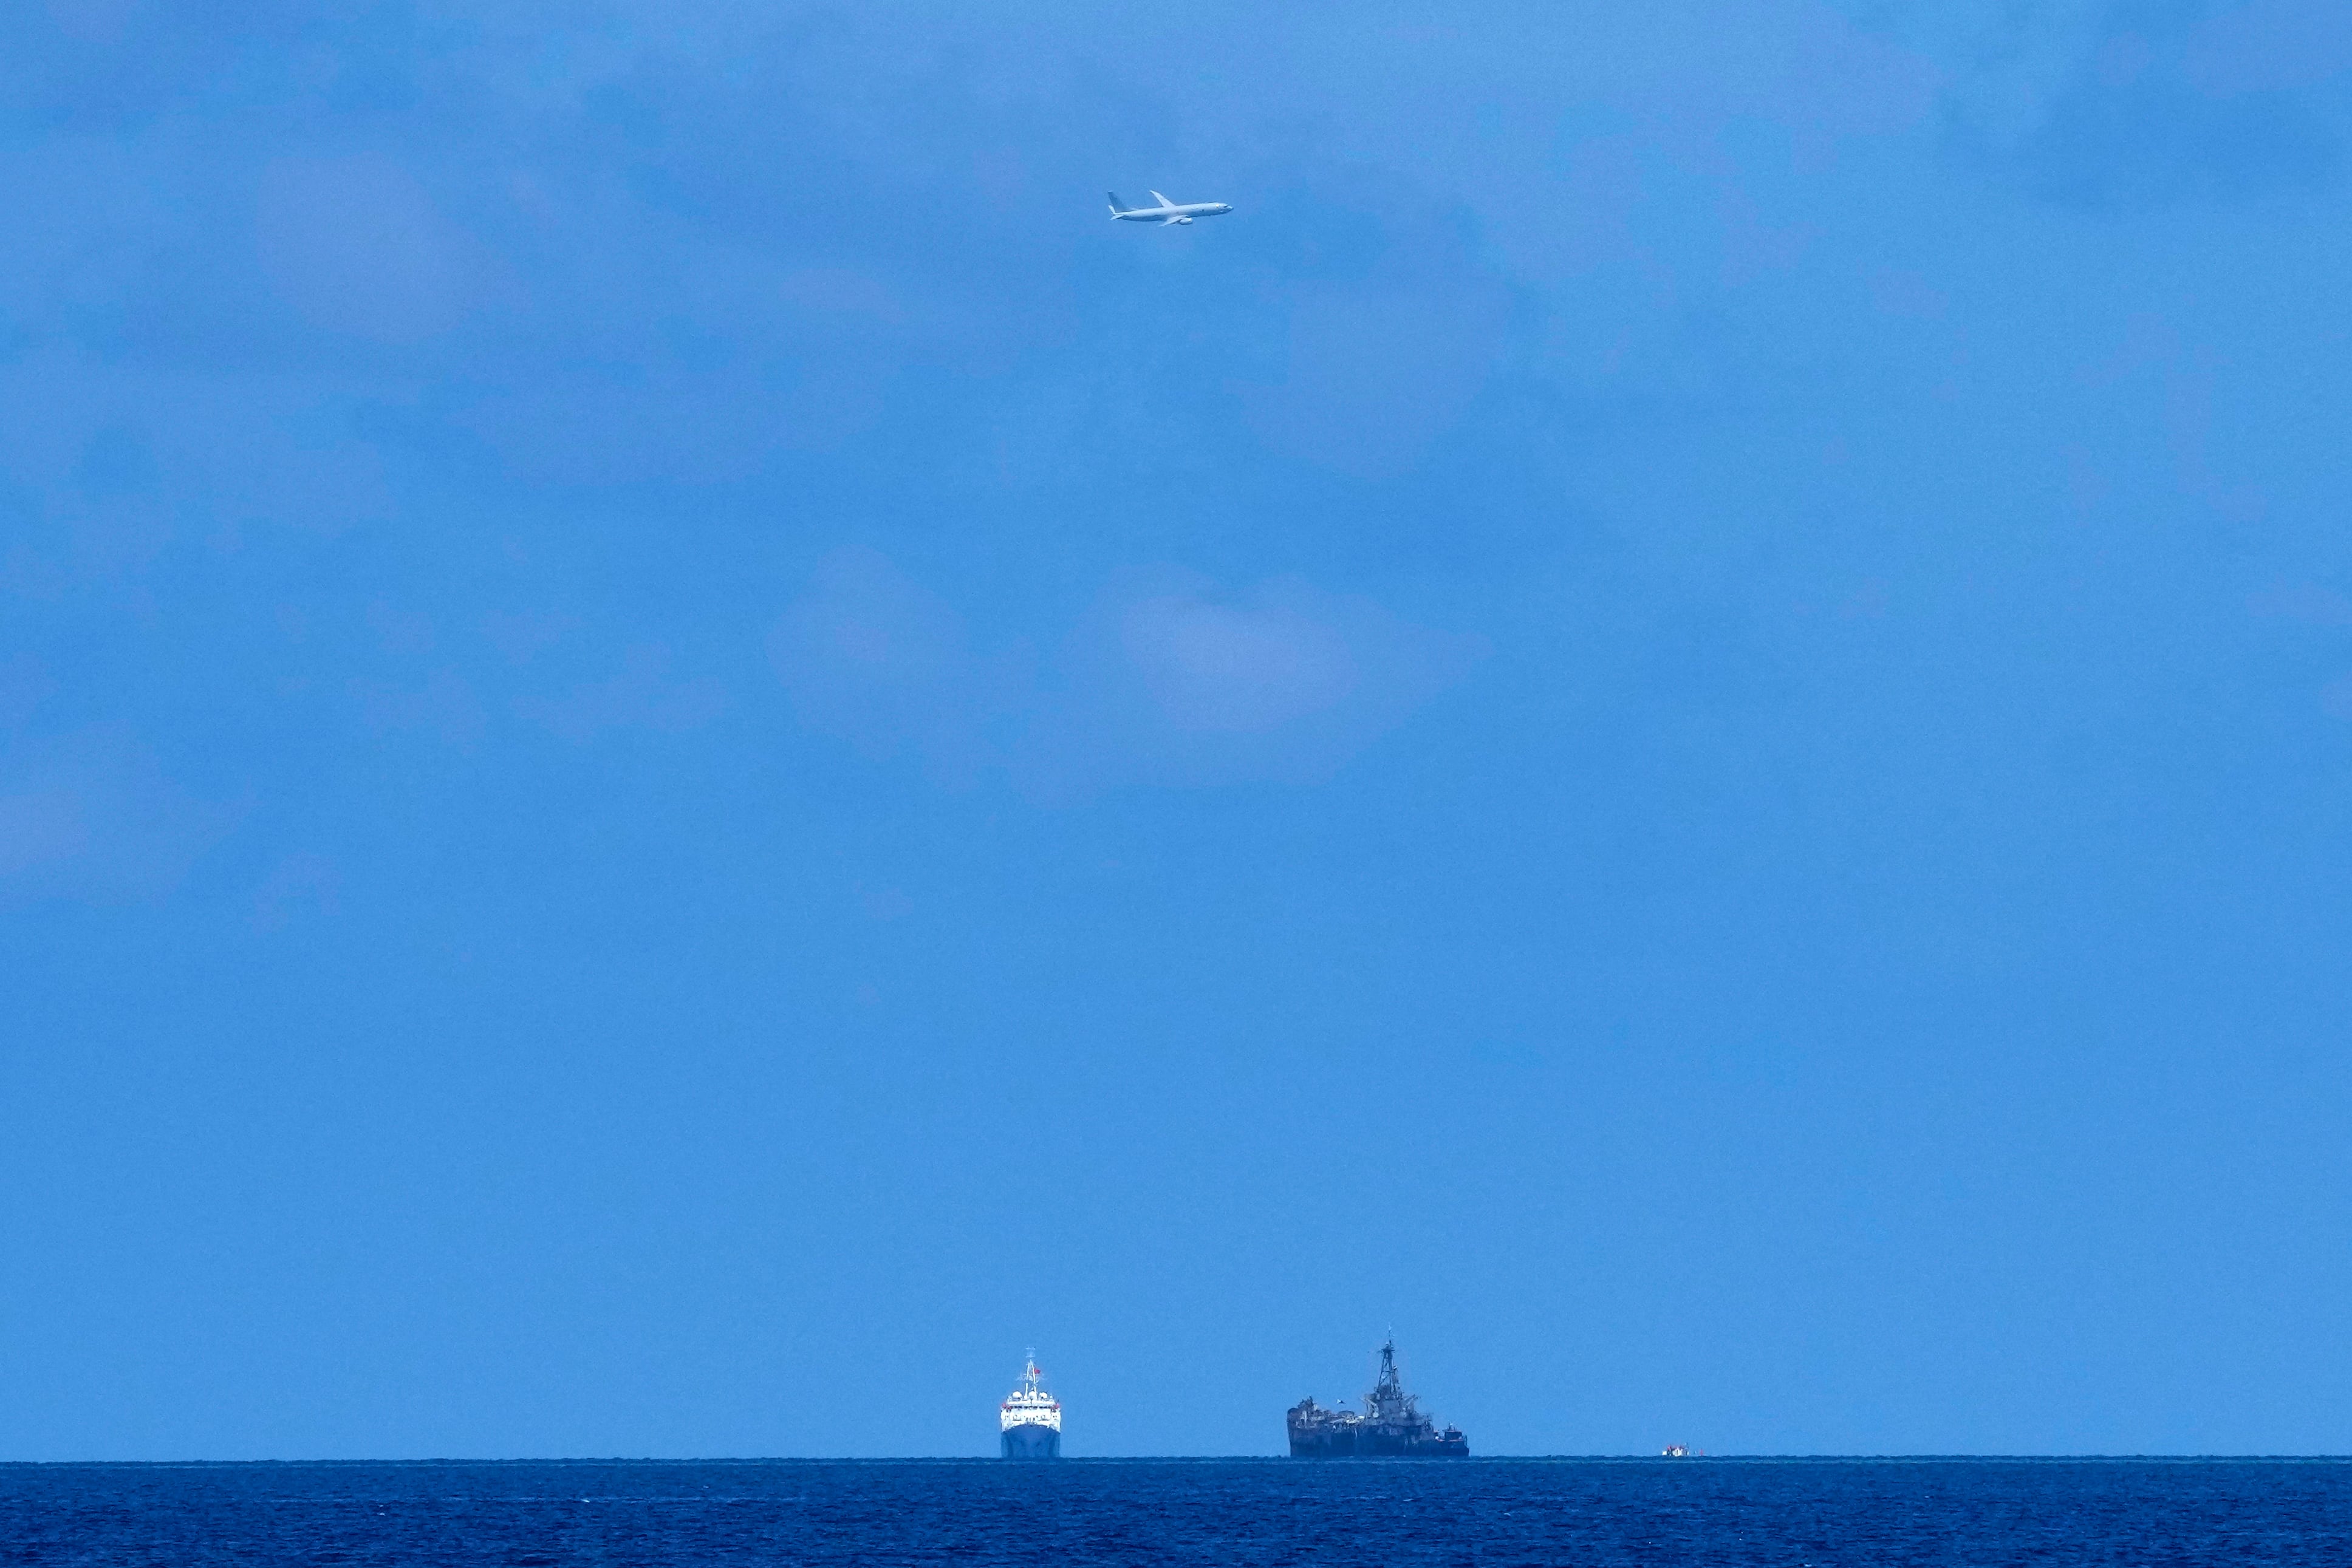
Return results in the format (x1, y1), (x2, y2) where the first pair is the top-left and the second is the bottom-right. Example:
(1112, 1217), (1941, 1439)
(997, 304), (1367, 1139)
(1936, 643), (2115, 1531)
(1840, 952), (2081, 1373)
(1370, 1332), (1408, 1420)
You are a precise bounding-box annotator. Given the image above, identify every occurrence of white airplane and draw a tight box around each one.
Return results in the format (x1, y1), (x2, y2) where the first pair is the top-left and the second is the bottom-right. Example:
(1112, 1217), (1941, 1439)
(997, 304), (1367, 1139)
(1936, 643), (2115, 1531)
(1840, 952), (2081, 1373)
(1107, 190), (1233, 226)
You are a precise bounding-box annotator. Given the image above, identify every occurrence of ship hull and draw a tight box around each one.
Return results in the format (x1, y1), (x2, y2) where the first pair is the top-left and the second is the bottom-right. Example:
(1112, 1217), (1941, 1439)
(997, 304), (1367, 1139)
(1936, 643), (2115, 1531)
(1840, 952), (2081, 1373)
(1001, 1423), (1061, 1460)
(1287, 1427), (1468, 1458)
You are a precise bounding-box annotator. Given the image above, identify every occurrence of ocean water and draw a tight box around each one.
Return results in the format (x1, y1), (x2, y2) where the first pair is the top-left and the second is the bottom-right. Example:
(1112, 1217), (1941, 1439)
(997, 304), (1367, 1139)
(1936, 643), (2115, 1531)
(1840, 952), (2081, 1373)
(4, 1457), (2350, 1564)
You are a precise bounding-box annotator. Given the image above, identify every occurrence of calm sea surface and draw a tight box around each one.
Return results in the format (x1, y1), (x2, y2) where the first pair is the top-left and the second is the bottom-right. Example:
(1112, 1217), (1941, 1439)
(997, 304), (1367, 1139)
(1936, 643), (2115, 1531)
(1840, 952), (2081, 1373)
(4, 1458), (2349, 1565)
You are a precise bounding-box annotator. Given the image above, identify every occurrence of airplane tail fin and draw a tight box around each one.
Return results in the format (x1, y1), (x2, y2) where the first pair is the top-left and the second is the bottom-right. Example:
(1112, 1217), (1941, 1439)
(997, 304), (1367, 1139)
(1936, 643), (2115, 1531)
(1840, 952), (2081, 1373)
(1107, 191), (1129, 216)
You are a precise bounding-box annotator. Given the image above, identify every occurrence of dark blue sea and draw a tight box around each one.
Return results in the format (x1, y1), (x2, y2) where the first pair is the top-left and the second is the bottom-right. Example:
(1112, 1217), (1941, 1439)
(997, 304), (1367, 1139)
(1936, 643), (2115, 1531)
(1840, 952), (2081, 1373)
(6, 1459), (2350, 1564)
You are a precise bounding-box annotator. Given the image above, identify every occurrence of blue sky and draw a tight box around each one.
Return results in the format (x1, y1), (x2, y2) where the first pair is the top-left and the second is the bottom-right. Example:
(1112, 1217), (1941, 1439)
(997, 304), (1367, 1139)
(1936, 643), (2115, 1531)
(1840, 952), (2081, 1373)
(4, 0), (2352, 1459)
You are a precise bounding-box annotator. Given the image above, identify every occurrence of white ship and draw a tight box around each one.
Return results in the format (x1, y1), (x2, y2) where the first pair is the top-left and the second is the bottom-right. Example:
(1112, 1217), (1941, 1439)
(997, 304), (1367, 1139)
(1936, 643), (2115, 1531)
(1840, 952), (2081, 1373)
(1000, 1349), (1061, 1459)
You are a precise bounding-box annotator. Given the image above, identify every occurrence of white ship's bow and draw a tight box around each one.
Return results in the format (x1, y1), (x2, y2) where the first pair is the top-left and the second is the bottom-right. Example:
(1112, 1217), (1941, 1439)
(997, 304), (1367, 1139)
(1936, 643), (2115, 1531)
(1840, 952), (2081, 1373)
(999, 1351), (1062, 1459)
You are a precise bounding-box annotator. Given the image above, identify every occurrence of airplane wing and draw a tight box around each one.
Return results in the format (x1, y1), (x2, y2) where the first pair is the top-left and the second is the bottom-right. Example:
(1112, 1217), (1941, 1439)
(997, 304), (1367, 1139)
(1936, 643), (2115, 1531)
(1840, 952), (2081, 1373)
(1149, 190), (1173, 208)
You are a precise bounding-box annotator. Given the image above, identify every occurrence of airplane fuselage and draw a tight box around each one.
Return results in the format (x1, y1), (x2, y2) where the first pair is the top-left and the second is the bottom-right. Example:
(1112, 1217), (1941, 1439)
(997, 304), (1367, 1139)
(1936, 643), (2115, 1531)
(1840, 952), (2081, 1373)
(1108, 191), (1233, 226)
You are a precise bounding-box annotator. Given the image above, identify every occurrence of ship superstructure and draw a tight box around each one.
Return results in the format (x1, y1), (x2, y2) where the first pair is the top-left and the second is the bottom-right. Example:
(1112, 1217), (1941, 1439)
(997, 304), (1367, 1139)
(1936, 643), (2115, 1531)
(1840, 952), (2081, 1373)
(1287, 1337), (1468, 1457)
(999, 1350), (1062, 1459)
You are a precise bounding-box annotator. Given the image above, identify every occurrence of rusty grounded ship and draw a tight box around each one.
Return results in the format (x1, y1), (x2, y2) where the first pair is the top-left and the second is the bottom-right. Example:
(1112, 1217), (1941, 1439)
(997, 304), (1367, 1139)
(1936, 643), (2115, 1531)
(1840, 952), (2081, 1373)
(1287, 1337), (1468, 1457)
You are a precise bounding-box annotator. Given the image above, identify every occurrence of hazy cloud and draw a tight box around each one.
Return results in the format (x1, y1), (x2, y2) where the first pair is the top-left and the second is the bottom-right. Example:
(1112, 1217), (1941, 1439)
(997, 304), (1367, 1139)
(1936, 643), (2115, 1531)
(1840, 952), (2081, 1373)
(0, 787), (82, 878)
(768, 547), (1016, 783)
(2248, 582), (2352, 626)
(1014, 570), (1489, 797)
(1239, 285), (1512, 479)
(256, 154), (492, 344)
(2185, 2), (2352, 97)
(350, 669), (485, 748)
(1761, 5), (1943, 141)
(251, 849), (340, 932)
(1123, 590), (1361, 734)
(518, 644), (726, 743)
(0, 654), (56, 729)
(41, 0), (139, 46)
(0, 725), (238, 904)
(770, 551), (1487, 797)
(779, 268), (906, 325)
(1941, 7), (2345, 205)
(484, 608), (581, 664)
(1236, 210), (1514, 479)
